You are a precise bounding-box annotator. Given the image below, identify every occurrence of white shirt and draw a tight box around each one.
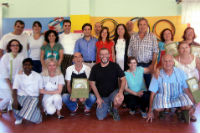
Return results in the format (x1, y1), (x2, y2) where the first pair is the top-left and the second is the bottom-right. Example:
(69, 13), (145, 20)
(65, 64), (91, 81)
(0, 32), (29, 57)
(0, 53), (24, 82)
(43, 74), (65, 91)
(28, 35), (44, 60)
(59, 33), (81, 55)
(115, 39), (126, 70)
(13, 71), (43, 96)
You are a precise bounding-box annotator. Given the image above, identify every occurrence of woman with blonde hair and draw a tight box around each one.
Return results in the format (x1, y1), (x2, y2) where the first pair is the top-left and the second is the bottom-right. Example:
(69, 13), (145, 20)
(40, 58), (65, 119)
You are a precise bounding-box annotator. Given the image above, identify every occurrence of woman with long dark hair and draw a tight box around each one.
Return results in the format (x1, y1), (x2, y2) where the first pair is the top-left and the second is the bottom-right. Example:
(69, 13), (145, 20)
(113, 24), (130, 71)
(96, 27), (115, 64)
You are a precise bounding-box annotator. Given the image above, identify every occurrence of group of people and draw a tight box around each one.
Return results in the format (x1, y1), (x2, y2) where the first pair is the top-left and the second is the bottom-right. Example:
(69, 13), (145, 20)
(0, 17), (199, 125)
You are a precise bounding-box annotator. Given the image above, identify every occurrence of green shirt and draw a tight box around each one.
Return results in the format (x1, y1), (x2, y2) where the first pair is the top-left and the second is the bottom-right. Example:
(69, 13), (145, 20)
(41, 43), (63, 60)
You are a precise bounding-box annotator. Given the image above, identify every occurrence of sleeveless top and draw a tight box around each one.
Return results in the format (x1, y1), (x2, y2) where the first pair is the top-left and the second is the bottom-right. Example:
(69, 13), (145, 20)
(174, 55), (199, 80)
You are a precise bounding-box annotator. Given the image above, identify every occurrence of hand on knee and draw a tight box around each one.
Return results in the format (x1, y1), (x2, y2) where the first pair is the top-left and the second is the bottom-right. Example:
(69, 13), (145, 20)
(70, 98), (77, 102)
(114, 98), (123, 108)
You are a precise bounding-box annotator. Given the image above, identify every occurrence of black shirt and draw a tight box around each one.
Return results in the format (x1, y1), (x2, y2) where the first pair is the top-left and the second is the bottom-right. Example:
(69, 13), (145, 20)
(89, 62), (125, 97)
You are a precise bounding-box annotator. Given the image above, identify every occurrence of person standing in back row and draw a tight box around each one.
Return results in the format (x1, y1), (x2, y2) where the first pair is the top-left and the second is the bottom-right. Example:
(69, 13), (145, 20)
(128, 17), (158, 88)
(74, 23), (97, 68)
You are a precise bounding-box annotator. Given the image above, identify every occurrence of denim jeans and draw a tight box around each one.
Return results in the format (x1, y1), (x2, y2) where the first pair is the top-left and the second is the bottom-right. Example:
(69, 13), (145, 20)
(62, 93), (96, 112)
(138, 62), (152, 88)
(96, 89), (118, 120)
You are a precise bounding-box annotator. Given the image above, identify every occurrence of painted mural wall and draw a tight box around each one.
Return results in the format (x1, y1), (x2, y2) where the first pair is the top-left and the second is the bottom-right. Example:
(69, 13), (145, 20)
(1, 0), (186, 41)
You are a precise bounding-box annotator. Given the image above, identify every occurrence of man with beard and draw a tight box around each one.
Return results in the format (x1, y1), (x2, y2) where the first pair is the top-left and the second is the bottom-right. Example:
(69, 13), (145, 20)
(89, 48), (126, 121)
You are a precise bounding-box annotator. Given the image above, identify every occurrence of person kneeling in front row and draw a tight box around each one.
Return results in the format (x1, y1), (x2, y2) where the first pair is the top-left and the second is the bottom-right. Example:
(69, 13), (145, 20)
(12, 58), (43, 125)
(89, 48), (126, 121)
(62, 52), (96, 116)
(146, 54), (195, 123)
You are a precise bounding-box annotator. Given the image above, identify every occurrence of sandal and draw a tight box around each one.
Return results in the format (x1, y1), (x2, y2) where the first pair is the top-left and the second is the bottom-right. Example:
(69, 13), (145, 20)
(190, 115), (197, 122)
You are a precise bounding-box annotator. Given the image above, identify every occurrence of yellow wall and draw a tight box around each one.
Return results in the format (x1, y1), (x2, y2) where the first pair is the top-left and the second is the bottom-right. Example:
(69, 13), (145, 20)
(90, 16), (187, 42)
(70, 15), (91, 32)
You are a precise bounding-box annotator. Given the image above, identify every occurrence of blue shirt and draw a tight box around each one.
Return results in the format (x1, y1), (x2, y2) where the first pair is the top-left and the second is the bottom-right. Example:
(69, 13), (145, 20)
(125, 67), (146, 93)
(74, 37), (97, 61)
(149, 67), (188, 97)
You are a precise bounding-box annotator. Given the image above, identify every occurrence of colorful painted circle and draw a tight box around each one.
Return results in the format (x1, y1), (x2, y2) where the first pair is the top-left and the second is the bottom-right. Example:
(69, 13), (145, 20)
(152, 19), (176, 41)
(100, 18), (118, 38)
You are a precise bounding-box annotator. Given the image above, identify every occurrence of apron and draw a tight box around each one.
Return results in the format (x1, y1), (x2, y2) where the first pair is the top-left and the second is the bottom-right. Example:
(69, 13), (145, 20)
(70, 71), (87, 87)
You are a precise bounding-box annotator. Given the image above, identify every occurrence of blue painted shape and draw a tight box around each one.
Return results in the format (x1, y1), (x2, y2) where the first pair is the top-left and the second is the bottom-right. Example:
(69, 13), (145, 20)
(2, 17), (70, 35)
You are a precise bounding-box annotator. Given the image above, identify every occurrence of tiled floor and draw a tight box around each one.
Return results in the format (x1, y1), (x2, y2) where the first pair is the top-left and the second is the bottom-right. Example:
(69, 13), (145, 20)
(0, 104), (199, 133)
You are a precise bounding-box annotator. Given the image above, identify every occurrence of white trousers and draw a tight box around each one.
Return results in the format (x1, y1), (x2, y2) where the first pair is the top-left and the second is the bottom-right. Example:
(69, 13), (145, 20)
(42, 94), (62, 115)
(0, 78), (12, 110)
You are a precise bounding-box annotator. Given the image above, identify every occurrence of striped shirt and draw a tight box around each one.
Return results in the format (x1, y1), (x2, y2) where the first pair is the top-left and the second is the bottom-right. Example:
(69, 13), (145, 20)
(128, 32), (158, 63)
(149, 67), (193, 109)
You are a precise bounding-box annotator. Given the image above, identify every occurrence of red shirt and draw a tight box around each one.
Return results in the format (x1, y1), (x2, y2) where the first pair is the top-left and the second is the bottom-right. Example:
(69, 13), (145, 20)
(96, 40), (114, 63)
(157, 50), (165, 68)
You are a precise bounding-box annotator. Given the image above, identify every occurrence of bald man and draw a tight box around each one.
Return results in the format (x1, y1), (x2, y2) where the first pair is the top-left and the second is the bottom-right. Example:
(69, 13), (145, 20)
(147, 54), (195, 123)
(62, 52), (96, 116)
(126, 21), (134, 36)
(94, 22), (102, 38)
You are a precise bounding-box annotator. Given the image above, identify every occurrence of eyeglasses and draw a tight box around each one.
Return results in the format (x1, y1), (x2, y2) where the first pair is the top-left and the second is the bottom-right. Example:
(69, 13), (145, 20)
(11, 44), (19, 47)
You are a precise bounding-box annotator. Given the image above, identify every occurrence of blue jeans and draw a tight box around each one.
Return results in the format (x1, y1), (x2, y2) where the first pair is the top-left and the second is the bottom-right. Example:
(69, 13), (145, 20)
(96, 89), (118, 120)
(62, 93), (96, 112)
(138, 62), (152, 88)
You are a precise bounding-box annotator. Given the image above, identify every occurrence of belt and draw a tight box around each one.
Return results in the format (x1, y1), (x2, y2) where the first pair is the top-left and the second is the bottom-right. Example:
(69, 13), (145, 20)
(84, 61), (96, 63)
(138, 62), (151, 64)
(138, 61), (152, 67)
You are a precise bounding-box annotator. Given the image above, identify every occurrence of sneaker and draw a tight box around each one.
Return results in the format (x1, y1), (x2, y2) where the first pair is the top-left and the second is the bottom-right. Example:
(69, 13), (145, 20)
(70, 104), (78, 116)
(141, 112), (147, 119)
(70, 111), (77, 116)
(84, 108), (91, 116)
(129, 110), (136, 115)
(57, 115), (64, 119)
(15, 119), (23, 125)
(112, 109), (120, 121)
